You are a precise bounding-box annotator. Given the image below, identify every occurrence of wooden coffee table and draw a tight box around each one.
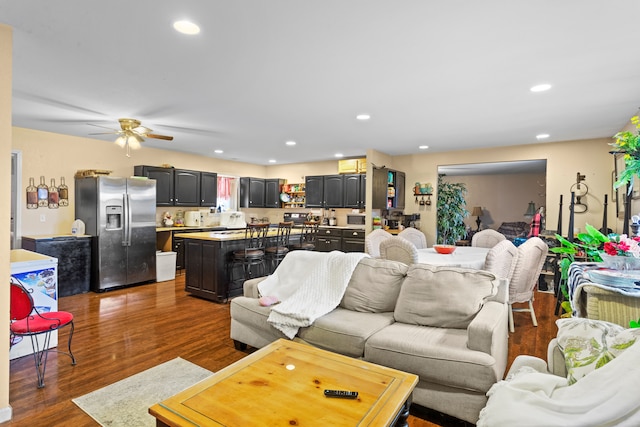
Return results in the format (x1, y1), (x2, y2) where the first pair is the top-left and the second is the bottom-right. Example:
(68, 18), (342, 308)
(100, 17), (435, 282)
(149, 339), (418, 426)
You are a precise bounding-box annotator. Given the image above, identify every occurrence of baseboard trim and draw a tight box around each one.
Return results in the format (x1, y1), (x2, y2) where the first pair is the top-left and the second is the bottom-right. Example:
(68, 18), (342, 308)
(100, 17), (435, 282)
(0, 405), (12, 423)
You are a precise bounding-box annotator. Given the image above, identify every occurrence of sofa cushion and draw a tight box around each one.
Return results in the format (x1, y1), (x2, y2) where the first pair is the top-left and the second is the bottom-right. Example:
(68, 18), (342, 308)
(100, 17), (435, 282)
(340, 257), (408, 313)
(297, 308), (395, 358)
(365, 323), (500, 393)
(394, 265), (498, 329)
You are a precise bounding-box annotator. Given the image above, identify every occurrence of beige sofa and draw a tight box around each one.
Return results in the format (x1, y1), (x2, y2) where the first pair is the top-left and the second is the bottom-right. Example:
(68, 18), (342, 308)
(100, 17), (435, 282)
(230, 257), (509, 424)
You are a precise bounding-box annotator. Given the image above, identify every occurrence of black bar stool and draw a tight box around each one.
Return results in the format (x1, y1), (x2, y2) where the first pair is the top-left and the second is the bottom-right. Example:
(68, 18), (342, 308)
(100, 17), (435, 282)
(265, 221), (293, 273)
(229, 223), (269, 289)
(289, 221), (318, 251)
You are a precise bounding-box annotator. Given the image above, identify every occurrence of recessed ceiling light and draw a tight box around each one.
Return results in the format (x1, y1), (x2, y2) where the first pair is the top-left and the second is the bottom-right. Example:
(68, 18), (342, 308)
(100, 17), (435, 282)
(335, 153), (344, 158)
(536, 134), (550, 140)
(530, 83), (552, 92)
(268, 159), (276, 163)
(356, 114), (371, 121)
(173, 20), (200, 35)
(419, 145), (429, 150)
(214, 149), (223, 154)
(285, 140), (296, 146)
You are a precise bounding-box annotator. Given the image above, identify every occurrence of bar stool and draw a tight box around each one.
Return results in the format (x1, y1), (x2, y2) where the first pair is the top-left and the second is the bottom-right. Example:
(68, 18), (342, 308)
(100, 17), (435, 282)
(289, 221), (318, 251)
(265, 221), (293, 273)
(229, 223), (269, 289)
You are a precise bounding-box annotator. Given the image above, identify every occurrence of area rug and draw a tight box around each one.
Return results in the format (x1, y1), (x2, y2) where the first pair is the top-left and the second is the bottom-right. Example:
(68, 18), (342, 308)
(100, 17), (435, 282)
(72, 357), (213, 427)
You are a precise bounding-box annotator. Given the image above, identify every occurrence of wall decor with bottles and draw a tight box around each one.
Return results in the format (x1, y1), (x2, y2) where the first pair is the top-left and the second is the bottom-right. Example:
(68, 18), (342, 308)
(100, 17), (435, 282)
(26, 176), (69, 209)
(414, 182), (433, 205)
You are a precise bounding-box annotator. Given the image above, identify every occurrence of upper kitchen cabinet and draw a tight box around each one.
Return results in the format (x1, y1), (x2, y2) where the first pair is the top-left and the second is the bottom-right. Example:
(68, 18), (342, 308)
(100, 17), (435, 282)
(265, 179), (284, 208)
(372, 168), (405, 210)
(343, 174), (366, 208)
(304, 176), (324, 208)
(134, 166), (211, 207)
(200, 172), (218, 207)
(304, 175), (344, 208)
(239, 177), (266, 208)
(134, 165), (174, 206)
(323, 175), (344, 208)
(174, 169), (201, 207)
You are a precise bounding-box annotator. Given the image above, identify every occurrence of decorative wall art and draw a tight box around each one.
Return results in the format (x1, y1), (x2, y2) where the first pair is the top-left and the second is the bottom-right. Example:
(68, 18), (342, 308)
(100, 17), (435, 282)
(26, 176), (69, 209)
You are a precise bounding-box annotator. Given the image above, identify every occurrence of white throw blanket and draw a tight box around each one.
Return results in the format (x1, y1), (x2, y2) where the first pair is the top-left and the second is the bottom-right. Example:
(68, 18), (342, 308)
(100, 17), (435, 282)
(258, 250), (368, 339)
(477, 340), (640, 426)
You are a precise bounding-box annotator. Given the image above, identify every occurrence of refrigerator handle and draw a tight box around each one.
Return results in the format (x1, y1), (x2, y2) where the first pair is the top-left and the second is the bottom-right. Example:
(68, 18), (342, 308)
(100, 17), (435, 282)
(123, 193), (132, 247)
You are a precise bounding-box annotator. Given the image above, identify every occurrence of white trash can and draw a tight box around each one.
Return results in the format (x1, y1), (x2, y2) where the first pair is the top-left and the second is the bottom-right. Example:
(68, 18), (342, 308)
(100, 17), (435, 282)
(156, 251), (177, 282)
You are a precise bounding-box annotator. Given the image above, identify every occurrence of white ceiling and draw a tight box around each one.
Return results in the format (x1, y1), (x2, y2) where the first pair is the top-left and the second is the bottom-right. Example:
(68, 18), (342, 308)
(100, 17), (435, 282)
(2, 1), (640, 166)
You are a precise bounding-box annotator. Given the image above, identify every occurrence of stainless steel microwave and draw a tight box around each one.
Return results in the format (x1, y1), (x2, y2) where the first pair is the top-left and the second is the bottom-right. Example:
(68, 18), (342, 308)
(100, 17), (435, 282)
(346, 214), (366, 225)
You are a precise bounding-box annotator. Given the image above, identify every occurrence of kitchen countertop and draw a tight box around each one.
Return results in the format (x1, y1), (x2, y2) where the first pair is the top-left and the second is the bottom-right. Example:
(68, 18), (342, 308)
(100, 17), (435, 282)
(318, 225), (365, 230)
(175, 228), (303, 242)
(156, 226), (225, 232)
(22, 234), (92, 240)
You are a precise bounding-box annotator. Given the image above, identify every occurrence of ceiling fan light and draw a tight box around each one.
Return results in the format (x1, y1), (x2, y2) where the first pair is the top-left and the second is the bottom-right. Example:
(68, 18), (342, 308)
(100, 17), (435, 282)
(114, 135), (126, 148)
(128, 136), (142, 150)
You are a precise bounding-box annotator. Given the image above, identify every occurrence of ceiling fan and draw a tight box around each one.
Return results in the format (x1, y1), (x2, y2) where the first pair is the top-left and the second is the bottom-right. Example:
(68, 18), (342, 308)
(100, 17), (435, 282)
(90, 118), (174, 157)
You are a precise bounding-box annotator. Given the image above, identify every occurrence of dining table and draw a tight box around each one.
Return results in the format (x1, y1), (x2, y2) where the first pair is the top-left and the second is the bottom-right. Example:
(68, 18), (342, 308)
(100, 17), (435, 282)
(416, 246), (490, 269)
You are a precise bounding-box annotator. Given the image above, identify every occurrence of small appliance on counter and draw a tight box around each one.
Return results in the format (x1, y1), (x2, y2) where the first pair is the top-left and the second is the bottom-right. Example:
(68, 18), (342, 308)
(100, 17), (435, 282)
(219, 211), (247, 229)
(185, 211), (200, 227)
(329, 209), (337, 226)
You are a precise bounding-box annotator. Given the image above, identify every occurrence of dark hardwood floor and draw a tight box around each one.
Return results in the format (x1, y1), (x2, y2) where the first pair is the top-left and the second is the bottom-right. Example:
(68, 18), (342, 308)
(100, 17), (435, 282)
(5, 273), (558, 427)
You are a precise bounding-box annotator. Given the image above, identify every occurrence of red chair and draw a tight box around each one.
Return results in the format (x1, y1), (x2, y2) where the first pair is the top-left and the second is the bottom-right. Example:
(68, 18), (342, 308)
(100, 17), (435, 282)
(9, 281), (76, 388)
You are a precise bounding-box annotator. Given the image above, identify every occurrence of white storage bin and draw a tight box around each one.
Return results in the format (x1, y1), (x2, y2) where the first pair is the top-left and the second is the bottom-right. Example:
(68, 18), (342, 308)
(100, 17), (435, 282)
(156, 251), (177, 282)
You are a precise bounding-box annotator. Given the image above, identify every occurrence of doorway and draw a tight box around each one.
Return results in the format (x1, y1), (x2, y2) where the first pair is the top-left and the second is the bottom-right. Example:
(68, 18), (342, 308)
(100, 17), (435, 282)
(11, 151), (21, 249)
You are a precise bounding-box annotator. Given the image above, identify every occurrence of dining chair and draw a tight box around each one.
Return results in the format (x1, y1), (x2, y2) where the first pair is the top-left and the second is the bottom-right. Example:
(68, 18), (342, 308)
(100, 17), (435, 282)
(483, 239), (518, 280)
(364, 229), (393, 258)
(265, 221), (293, 273)
(397, 227), (427, 249)
(508, 237), (548, 333)
(471, 229), (507, 248)
(10, 280), (76, 388)
(379, 238), (418, 265)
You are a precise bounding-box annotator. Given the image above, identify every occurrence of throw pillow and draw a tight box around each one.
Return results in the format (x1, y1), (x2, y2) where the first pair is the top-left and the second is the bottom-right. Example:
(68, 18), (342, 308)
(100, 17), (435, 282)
(556, 318), (640, 385)
(393, 264), (498, 329)
(340, 257), (408, 313)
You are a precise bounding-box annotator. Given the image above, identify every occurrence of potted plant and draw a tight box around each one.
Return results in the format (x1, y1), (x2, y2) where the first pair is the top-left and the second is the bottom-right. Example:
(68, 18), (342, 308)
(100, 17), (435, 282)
(436, 176), (468, 245)
(612, 115), (640, 192)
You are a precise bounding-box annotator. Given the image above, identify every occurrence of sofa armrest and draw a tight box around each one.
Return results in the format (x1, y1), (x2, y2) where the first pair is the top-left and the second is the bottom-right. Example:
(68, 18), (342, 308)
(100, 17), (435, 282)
(506, 355), (550, 378)
(547, 338), (567, 377)
(486, 278), (508, 304)
(467, 300), (508, 355)
(243, 276), (268, 298)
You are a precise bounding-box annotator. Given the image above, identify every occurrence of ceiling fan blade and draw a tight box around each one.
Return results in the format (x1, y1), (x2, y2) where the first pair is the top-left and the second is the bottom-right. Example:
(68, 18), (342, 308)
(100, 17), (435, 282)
(87, 123), (120, 131)
(145, 133), (174, 141)
(89, 132), (119, 135)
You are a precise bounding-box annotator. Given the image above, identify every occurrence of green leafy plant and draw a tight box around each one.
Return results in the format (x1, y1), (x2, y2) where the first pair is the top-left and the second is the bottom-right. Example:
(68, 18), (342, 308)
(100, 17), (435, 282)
(630, 318), (640, 328)
(436, 176), (468, 245)
(612, 115), (640, 191)
(550, 224), (607, 316)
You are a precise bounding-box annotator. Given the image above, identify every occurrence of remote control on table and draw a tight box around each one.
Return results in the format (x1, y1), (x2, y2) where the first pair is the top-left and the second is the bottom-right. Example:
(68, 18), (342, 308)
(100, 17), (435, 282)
(324, 389), (358, 399)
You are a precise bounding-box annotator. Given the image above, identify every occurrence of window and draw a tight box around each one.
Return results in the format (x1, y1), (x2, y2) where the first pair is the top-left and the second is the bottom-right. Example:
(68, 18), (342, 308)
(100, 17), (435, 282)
(216, 175), (238, 212)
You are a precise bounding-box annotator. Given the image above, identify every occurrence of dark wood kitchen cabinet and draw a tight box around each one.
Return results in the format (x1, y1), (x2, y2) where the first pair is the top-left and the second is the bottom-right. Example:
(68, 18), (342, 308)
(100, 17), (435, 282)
(239, 177), (265, 208)
(314, 227), (343, 252)
(265, 178), (284, 208)
(184, 239), (219, 300)
(200, 172), (218, 207)
(174, 169), (201, 207)
(343, 174), (366, 208)
(134, 165), (174, 206)
(304, 176), (324, 208)
(372, 168), (405, 210)
(341, 229), (365, 252)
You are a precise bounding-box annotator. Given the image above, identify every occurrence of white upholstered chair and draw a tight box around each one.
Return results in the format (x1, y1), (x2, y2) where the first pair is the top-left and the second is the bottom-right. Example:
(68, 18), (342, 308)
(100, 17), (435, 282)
(379, 238), (419, 265)
(471, 229), (507, 248)
(364, 229), (393, 258)
(397, 227), (427, 249)
(508, 237), (548, 333)
(483, 240), (518, 280)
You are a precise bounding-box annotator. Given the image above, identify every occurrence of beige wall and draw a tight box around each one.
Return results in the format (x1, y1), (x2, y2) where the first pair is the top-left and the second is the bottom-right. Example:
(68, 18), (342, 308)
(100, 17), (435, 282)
(1, 24), (12, 422)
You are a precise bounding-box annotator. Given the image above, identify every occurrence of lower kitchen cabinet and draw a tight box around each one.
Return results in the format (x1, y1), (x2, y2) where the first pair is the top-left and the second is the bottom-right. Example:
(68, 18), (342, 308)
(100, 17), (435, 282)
(341, 229), (365, 252)
(314, 228), (365, 252)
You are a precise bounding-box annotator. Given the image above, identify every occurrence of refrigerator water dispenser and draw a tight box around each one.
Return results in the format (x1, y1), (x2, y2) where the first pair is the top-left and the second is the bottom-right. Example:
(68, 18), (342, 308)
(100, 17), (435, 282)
(106, 205), (122, 230)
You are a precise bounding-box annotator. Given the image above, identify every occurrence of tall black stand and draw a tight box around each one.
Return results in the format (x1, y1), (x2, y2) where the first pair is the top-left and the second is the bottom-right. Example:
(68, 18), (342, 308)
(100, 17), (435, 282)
(568, 192), (575, 242)
(557, 194), (563, 236)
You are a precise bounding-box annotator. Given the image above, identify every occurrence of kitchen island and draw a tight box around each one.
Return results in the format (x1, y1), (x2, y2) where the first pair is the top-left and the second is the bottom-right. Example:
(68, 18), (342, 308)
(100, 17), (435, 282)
(176, 228), (303, 302)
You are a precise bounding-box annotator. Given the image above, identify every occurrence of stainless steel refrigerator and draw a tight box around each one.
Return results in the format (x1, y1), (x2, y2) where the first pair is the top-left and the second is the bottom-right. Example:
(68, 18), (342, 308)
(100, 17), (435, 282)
(75, 176), (157, 291)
